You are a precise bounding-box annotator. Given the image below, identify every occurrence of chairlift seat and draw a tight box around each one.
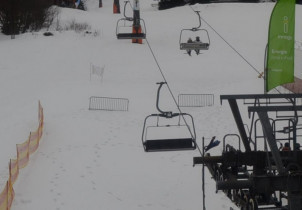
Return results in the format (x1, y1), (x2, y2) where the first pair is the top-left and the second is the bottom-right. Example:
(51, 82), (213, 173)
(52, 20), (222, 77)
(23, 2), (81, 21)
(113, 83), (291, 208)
(180, 42), (209, 50)
(144, 138), (196, 152)
(117, 33), (146, 40)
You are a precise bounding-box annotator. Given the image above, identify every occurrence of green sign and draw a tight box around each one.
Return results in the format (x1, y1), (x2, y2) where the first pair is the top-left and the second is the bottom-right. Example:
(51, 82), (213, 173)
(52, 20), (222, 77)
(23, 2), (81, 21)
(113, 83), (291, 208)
(266, 0), (295, 92)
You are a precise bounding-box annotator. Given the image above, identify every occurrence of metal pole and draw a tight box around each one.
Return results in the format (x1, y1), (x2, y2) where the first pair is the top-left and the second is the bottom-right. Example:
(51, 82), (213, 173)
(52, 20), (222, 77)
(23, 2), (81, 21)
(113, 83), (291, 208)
(264, 44), (268, 94)
(132, 0), (142, 44)
(257, 111), (285, 174)
(133, 0), (140, 28)
(227, 99), (251, 152)
(202, 137), (206, 210)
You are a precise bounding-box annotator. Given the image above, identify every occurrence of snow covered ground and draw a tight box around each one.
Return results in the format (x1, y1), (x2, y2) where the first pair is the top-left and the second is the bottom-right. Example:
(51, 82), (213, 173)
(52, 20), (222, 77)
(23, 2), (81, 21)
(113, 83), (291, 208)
(0, 0), (301, 209)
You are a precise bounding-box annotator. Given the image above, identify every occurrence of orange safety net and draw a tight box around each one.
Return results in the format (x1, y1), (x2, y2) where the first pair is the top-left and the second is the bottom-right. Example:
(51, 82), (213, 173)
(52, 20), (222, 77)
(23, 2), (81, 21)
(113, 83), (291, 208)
(9, 159), (19, 185)
(0, 182), (8, 210)
(17, 140), (30, 169)
(7, 180), (14, 209)
(29, 131), (39, 155)
(0, 101), (44, 210)
(0, 180), (14, 210)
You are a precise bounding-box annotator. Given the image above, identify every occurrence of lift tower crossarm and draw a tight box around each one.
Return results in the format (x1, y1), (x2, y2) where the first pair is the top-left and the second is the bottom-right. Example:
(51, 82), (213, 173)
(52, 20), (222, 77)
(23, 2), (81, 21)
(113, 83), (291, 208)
(220, 94), (302, 154)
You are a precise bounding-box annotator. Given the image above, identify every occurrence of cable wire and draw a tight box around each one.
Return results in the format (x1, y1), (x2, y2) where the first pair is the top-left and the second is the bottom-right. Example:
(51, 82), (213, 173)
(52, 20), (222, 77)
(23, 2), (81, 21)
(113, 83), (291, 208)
(188, 5), (262, 75)
(188, 5), (284, 95)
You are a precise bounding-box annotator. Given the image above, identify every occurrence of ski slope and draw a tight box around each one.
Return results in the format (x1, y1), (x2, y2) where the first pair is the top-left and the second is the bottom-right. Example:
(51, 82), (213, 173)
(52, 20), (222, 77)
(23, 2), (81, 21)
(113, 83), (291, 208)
(0, 1), (301, 209)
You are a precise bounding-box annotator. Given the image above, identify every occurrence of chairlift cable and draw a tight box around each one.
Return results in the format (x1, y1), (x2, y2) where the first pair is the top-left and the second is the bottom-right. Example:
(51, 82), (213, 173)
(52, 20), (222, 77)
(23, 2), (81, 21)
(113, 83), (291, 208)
(188, 6), (285, 95)
(145, 38), (203, 155)
(188, 5), (262, 76)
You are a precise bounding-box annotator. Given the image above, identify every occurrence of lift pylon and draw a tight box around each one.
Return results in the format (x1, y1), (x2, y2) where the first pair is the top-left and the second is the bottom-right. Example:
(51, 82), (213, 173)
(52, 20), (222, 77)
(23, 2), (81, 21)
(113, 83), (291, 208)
(132, 0), (143, 44)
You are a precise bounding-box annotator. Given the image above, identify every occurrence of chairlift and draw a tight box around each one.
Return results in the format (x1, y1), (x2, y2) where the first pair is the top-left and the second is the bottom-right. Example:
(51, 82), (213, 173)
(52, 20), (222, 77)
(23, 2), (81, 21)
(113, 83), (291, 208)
(179, 11), (210, 53)
(116, 1), (146, 40)
(142, 82), (197, 152)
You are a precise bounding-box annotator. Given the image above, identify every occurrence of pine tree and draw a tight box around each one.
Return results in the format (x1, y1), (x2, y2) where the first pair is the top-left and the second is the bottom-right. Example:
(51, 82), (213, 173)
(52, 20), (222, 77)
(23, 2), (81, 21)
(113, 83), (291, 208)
(0, 0), (54, 35)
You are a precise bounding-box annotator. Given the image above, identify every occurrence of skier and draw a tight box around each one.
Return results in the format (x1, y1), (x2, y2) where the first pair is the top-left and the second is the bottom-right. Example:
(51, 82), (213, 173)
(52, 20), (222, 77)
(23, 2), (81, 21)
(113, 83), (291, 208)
(194, 36), (201, 55)
(187, 38), (193, 56)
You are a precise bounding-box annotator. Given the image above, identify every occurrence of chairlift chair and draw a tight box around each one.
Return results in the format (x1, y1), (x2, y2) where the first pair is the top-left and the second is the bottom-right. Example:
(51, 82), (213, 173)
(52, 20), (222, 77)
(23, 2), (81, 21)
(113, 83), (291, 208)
(179, 11), (210, 52)
(116, 1), (146, 40)
(142, 82), (197, 152)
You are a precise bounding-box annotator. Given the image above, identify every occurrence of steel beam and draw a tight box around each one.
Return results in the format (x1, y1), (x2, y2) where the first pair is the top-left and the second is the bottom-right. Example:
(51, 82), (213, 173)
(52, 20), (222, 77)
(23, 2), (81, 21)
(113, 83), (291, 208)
(257, 111), (286, 174)
(227, 99), (251, 152)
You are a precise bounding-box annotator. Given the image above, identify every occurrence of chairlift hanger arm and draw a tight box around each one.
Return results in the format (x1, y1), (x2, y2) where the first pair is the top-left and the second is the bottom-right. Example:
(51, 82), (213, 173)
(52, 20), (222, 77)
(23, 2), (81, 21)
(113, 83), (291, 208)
(192, 11), (201, 30)
(123, 1), (133, 21)
(156, 82), (175, 117)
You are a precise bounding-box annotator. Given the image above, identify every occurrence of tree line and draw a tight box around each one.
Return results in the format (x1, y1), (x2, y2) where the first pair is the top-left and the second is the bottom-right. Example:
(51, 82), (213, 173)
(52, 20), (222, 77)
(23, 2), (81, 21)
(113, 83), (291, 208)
(0, 0), (78, 35)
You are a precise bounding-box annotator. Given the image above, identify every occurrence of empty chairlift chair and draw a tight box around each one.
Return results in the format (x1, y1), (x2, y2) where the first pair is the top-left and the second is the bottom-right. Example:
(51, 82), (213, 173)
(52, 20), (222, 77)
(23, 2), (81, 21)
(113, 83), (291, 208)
(142, 82), (197, 152)
(179, 11), (210, 53)
(116, 1), (146, 40)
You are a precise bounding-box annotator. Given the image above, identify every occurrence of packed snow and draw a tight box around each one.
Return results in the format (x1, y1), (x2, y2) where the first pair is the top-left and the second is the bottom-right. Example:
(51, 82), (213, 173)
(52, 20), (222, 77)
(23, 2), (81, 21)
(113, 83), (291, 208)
(0, 0), (301, 209)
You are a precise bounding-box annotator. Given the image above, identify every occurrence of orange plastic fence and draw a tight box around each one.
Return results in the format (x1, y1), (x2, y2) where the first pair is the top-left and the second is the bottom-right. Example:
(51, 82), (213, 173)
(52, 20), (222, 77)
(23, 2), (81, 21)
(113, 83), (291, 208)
(0, 101), (44, 210)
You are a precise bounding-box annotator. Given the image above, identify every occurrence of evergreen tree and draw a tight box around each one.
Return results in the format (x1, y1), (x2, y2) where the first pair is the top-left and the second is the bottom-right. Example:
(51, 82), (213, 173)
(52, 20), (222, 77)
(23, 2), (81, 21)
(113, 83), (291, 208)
(0, 0), (54, 35)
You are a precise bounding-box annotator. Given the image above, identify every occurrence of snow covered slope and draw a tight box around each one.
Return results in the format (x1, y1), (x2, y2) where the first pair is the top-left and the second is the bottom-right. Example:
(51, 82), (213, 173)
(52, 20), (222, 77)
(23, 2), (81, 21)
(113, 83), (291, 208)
(0, 1), (301, 209)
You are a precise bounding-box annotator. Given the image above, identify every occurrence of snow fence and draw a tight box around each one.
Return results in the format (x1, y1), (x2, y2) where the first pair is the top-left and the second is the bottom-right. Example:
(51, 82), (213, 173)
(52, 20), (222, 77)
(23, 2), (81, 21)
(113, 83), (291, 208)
(0, 101), (44, 210)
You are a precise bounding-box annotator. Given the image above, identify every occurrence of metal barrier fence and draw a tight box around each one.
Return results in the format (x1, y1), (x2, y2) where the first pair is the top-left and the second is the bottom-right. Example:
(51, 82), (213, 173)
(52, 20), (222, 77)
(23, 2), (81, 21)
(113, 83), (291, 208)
(178, 94), (214, 107)
(89, 96), (129, 111)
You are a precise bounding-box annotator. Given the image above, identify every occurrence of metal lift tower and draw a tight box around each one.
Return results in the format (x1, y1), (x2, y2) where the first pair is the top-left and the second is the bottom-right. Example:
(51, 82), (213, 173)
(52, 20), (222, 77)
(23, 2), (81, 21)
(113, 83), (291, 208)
(194, 94), (302, 210)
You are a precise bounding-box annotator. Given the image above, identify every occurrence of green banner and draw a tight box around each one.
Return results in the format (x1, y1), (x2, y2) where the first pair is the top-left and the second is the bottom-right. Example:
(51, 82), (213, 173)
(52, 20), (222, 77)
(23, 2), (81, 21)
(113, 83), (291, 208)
(266, 0), (295, 92)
